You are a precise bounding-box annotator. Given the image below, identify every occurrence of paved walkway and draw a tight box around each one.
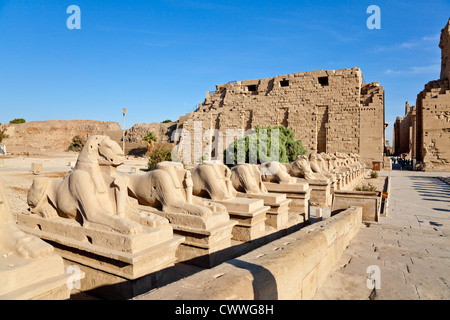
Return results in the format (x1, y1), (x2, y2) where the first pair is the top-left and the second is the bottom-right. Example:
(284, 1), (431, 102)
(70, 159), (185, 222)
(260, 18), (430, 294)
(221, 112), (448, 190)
(313, 170), (450, 300)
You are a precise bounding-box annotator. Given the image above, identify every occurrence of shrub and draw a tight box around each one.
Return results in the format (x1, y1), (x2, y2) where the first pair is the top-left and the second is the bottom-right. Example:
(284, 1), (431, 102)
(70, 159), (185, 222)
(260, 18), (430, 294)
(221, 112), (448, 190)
(0, 126), (8, 143)
(147, 144), (172, 170)
(355, 183), (377, 192)
(370, 171), (378, 179)
(161, 119), (172, 123)
(224, 125), (307, 167)
(67, 135), (85, 152)
(9, 118), (26, 124)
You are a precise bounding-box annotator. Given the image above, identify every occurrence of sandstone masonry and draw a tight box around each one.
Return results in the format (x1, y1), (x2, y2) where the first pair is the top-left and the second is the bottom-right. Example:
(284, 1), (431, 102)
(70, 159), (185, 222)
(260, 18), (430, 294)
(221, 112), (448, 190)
(393, 102), (417, 158)
(415, 18), (450, 171)
(176, 68), (385, 164)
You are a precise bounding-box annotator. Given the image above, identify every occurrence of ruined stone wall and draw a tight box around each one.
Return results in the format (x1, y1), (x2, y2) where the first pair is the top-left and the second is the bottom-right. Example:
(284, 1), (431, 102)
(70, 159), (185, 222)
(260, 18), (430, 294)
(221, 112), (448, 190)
(440, 19), (450, 81)
(359, 83), (385, 162)
(416, 79), (450, 171)
(396, 116), (411, 155)
(393, 103), (416, 157)
(415, 18), (450, 171)
(176, 68), (385, 164)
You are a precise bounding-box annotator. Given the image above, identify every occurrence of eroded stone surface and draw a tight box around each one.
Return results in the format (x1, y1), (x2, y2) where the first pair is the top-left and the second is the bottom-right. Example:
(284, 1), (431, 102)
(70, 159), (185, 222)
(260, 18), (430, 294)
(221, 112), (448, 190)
(0, 179), (70, 300)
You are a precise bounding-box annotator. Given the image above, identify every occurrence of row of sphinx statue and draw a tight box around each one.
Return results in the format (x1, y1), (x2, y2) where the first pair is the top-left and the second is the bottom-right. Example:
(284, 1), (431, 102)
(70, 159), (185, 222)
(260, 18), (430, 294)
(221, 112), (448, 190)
(23, 136), (365, 236)
(0, 135), (366, 299)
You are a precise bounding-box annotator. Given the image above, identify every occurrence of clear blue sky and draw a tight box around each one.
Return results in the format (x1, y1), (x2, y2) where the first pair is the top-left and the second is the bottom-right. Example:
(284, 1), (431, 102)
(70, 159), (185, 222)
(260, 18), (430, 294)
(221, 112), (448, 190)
(1, 0), (449, 144)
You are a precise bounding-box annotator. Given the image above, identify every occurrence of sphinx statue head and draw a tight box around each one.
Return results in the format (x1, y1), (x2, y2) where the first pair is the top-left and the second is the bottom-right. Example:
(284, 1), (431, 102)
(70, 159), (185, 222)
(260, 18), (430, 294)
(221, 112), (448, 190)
(76, 135), (124, 168)
(289, 155), (315, 179)
(309, 153), (322, 173)
(289, 155), (329, 181)
(259, 161), (297, 184)
(231, 163), (268, 194)
(190, 162), (238, 201)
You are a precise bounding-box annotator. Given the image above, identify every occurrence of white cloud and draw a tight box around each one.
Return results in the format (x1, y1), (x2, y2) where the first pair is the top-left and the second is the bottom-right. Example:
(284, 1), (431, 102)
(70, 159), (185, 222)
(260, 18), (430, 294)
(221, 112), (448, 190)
(421, 34), (441, 42)
(375, 33), (441, 52)
(385, 64), (440, 75)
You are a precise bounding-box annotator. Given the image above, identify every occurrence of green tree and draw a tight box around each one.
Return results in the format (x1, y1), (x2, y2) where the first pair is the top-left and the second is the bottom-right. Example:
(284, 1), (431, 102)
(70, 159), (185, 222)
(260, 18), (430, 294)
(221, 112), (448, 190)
(143, 131), (158, 153)
(161, 119), (172, 123)
(9, 118), (26, 124)
(224, 125), (306, 167)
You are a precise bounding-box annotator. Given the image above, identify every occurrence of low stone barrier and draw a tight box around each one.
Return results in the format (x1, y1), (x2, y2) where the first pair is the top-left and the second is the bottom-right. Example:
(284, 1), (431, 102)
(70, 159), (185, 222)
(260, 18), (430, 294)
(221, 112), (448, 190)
(332, 190), (380, 222)
(136, 206), (363, 300)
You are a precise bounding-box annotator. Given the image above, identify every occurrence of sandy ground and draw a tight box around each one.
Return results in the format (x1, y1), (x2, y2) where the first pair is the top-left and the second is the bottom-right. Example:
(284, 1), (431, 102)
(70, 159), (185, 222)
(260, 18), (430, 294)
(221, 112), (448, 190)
(0, 151), (149, 215)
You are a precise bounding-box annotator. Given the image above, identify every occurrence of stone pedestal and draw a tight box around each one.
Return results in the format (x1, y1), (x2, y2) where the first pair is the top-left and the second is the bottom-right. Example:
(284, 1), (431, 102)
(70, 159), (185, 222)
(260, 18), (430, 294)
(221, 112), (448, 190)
(17, 213), (184, 299)
(263, 182), (311, 226)
(329, 180), (337, 194)
(334, 173), (343, 190)
(356, 168), (365, 184)
(336, 171), (351, 190)
(0, 178), (73, 300)
(295, 178), (332, 207)
(332, 190), (380, 222)
(343, 170), (352, 190)
(139, 206), (237, 268)
(237, 192), (291, 230)
(0, 250), (72, 300)
(173, 221), (237, 268)
(217, 198), (270, 242)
